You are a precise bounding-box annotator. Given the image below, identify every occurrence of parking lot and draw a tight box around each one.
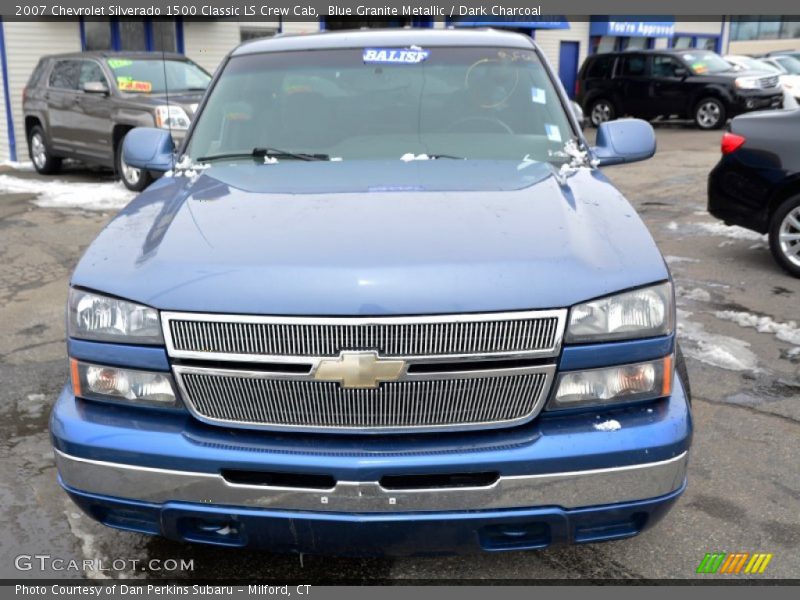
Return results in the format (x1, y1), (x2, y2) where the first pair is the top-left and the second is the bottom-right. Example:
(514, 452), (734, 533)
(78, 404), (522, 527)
(0, 127), (798, 581)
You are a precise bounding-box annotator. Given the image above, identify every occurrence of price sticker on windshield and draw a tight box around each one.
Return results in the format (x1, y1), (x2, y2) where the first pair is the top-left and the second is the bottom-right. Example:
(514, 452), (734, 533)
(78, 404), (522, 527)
(363, 47), (430, 65)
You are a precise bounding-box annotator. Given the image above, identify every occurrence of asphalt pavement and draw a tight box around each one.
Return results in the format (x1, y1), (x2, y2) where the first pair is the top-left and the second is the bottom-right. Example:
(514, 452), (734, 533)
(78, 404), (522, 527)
(0, 127), (798, 581)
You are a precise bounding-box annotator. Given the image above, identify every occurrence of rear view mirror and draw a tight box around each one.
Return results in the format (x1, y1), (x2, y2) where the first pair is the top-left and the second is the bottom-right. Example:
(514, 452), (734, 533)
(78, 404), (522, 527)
(122, 127), (175, 172)
(592, 119), (656, 166)
(82, 81), (109, 95)
(571, 101), (587, 130)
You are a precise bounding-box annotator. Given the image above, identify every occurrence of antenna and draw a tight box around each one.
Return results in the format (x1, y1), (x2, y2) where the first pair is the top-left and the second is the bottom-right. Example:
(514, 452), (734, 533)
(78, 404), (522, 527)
(160, 25), (173, 143)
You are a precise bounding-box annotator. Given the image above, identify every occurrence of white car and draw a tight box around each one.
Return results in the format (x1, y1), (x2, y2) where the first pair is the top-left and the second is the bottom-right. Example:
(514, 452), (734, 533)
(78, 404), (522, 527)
(725, 54), (800, 102)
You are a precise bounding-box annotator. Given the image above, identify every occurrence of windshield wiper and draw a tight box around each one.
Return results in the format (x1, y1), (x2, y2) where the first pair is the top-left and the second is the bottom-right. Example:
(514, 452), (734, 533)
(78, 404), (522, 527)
(428, 153), (465, 160)
(197, 147), (330, 163)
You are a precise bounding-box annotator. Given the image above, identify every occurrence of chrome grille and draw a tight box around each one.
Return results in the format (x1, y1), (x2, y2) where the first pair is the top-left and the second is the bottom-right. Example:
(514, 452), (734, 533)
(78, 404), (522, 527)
(175, 366), (553, 433)
(162, 310), (565, 362)
(759, 75), (779, 89)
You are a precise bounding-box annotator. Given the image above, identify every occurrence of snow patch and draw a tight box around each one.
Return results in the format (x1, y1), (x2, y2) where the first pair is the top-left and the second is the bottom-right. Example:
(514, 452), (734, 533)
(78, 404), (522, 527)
(593, 419), (621, 432)
(694, 221), (765, 241)
(1, 160), (34, 171)
(678, 309), (760, 372)
(665, 255), (700, 265)
(714, 310), (800, 346)
(0, 174), (135, 211)
(677, 286), (711, 303)
(666, 221), (679, 231)
(18, 393), (47, 419)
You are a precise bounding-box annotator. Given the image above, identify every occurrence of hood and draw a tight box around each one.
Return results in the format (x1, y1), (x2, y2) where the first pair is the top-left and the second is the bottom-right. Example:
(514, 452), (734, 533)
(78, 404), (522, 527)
(72, 161), (668, 315)
(120, 91), (205, 114)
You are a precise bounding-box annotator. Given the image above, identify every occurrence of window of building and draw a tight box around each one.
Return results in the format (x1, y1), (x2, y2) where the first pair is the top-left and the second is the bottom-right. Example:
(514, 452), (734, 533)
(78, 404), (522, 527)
(593, 36), (617, 53)
(672, 36), (693, 48)
(730, 17), (800, 41)
(81, 18), (181, 53)
(240, 27), (278, 42)
(621, 37), (649, 50)
(84, 19), (111, 51)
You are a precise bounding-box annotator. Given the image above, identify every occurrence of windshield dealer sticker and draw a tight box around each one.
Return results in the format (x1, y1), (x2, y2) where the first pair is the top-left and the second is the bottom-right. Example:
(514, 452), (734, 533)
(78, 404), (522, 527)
(117, 77), (152, 92)
(545, 124), (562, 143)
(363, 47), (430, 65)
(531, 87), (546, 104)
(107, 59), (133, 69)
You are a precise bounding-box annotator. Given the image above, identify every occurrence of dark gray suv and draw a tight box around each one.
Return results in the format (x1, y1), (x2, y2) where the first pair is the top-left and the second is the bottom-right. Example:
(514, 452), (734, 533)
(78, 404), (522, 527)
(23, 51), (211, 190)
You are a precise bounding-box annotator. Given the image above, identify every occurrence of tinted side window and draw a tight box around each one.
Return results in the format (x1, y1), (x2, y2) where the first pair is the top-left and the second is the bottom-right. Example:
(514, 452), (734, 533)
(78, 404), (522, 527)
(79, 61), (107, 87)
(586, 55), (616, 79)
(619, 55), (648, 77)
(48, 60), (81, 90)
(652, 56), (684, 77)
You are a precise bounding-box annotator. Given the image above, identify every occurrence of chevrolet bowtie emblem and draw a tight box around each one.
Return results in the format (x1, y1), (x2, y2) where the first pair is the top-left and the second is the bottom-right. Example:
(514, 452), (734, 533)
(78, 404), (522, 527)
(314, 351), (406, 389)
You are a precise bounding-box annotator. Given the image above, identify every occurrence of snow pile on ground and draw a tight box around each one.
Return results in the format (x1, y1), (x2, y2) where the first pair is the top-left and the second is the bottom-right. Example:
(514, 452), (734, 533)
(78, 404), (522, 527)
(0, 174), (134, 211)
(678, 309), (760, 372)
(714, 310), (800, 346)
(665, 255), (700, 265)
(693, 221), (766, 241)
(593, 419), (621, 432)
(677, 286), (711, 303)
(0, 160), (34, 171)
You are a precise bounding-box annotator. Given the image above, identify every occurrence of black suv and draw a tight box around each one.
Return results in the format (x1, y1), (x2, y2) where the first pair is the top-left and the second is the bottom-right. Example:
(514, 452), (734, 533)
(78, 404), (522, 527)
(577, 49), (783, 129)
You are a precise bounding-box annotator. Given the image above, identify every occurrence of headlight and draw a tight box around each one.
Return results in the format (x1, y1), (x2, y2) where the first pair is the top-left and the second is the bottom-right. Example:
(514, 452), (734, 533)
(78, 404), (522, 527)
(155, 105), (191, 130)
(565, 282), (673, 343)
(547, 356), (673, 411)
(71, 359), (178, 407)
(735, 77), (760, 90)
(68, 289), (162, 344)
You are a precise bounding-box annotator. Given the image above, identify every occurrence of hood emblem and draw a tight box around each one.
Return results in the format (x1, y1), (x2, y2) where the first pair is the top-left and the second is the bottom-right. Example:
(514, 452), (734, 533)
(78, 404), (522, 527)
(314, 351), (406, 389)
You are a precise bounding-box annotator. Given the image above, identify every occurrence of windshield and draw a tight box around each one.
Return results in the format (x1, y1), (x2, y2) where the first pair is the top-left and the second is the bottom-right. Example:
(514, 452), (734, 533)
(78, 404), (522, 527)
(774, 56), (800, 74)
(681, 51), (733, 75)
(106, 58), (211, 93)
(185, 47), (575, 163)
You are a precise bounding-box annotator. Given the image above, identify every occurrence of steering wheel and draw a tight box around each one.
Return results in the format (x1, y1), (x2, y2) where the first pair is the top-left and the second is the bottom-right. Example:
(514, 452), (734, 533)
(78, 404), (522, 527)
(446, 116), (514, 135)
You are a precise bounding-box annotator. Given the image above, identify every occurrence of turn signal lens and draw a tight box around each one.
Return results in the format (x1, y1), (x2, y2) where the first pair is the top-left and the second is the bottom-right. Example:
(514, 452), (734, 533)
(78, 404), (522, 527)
(71, 359), (178, 407)
(548, 356), (673, 411)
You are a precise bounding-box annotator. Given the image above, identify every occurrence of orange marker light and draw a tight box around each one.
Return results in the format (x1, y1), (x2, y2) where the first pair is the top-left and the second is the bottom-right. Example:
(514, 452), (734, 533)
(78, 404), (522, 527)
(70, 358), (82, 397)
(662, 354), (673, 396)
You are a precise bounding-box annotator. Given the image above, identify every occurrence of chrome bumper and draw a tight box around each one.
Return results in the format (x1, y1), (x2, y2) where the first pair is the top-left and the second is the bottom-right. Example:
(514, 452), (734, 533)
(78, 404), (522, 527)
(55, 449), (688, 513)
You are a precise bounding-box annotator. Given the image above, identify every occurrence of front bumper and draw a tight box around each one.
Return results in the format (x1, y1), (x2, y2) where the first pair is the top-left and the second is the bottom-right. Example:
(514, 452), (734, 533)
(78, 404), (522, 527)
(729, 91), (784, 115)
(51, 376), (691, 554)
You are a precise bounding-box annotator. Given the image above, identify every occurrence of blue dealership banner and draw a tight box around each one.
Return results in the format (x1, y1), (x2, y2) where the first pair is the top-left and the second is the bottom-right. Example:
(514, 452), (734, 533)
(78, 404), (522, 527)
(590, 16), (676, 37)
(450, 16), (570, 29)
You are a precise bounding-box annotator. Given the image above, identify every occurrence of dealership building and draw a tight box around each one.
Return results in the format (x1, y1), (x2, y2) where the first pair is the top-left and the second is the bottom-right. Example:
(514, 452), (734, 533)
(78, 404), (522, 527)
(1, 16), (799, 161)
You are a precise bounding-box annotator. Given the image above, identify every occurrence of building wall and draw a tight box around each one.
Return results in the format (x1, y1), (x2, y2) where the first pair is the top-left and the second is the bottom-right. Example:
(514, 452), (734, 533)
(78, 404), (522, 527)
(534, 19), (591, 77)
(1, 21), (80, 161)
(282, 21), (322, 35)
(0, 22), (9, 161)
(729, 39), (800, 55)
(183, 21), (241, 75)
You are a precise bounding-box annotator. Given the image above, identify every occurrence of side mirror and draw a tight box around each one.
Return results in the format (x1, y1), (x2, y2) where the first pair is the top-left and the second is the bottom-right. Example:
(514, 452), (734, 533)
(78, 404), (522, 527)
(571, 101), (587, 130)
(82, 81), (109, 95)
(674, 67), (688, 78)
(122, 127), (175, 172)
(592, 118), (656, 167)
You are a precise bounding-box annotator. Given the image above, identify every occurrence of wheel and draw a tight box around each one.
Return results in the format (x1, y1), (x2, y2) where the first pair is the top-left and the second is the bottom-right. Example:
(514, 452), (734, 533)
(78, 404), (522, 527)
(694, 97), (726, 130)
(675, 343), (691, 404)
(116, 134), (153, 192)
(28, 125), (61, 174)
(768, 195), (800, 278)
(588, 98), (615, 128)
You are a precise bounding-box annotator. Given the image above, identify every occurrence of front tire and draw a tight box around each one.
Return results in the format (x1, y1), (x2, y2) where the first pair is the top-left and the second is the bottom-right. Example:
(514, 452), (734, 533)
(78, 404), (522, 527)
(116, 135), (153, 192)
(769, 195), (800, 278)
(589, 98), (616, 128)
(694, 97), (726, 130)
(28, 125), (61, 174)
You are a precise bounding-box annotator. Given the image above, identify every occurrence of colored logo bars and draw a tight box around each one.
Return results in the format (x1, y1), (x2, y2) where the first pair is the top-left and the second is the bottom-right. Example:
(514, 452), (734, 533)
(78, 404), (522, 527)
(696, 552), (773, 574)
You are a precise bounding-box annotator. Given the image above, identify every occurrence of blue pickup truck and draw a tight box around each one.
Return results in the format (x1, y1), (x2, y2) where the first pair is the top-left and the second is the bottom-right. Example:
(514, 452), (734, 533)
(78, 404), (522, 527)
(51, 29), (691, 555)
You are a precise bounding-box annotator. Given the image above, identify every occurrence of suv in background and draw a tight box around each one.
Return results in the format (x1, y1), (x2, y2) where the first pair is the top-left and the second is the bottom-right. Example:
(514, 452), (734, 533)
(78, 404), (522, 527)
(577, 49), (783, 129)
(23, 51), (211, 190)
